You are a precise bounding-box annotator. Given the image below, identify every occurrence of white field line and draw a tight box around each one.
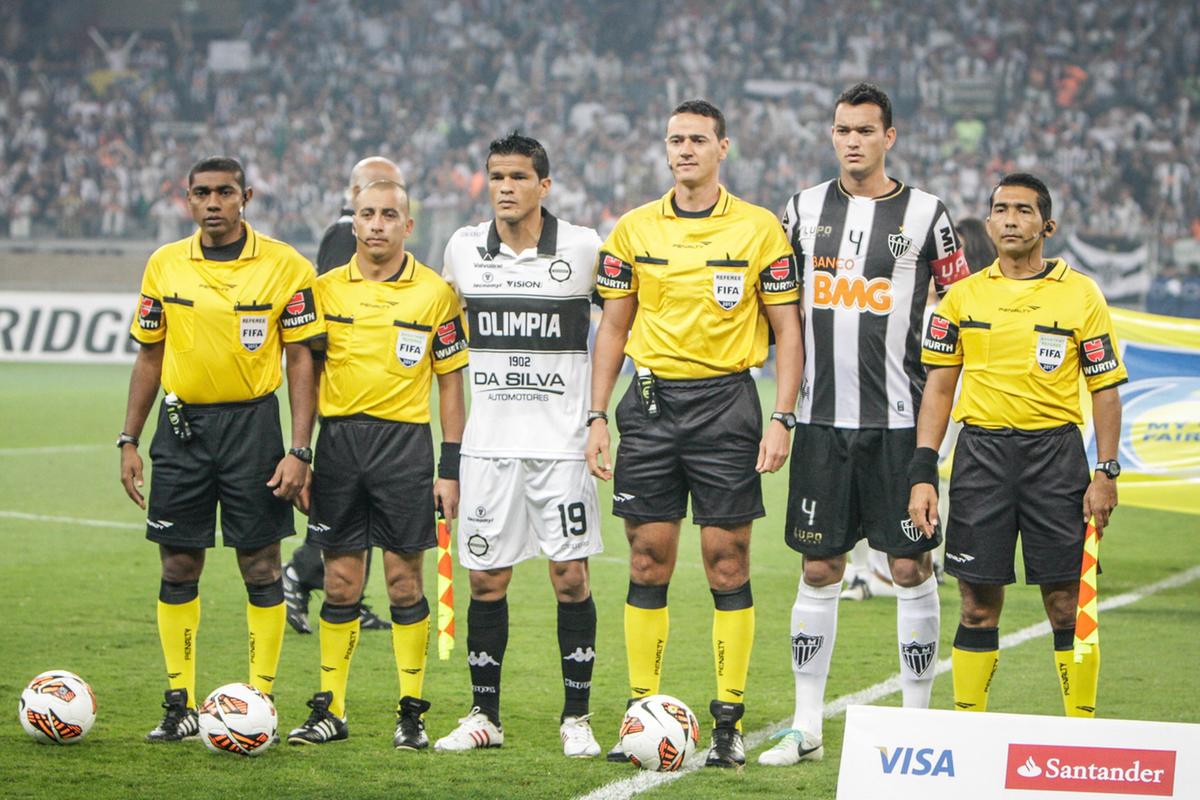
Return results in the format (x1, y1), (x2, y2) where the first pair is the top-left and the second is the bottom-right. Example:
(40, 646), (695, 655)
(575, 563), (1200, 800)
(0, 510), (142, 530)
(0, 444), (108, 456)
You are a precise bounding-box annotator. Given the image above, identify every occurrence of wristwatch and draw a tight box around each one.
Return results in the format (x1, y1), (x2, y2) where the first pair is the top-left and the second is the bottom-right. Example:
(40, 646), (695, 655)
(1094, 460), (1121, 479)
(770, 411), (798, 430)
(116, 432), (139, 449)
(585, 410), (609, 427)
(288, 447), (313, 464)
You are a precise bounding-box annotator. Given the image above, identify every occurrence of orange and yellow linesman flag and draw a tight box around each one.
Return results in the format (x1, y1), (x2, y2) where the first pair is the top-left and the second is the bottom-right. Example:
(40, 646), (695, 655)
(436, 508), (455, 661)
(1073, 517), (1101, 663)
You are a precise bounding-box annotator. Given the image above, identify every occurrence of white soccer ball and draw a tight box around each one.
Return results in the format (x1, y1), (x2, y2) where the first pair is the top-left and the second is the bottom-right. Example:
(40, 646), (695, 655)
(618, 694), (700, 771)
(18, 670), (97, 745)
(198, 683), (276, 756)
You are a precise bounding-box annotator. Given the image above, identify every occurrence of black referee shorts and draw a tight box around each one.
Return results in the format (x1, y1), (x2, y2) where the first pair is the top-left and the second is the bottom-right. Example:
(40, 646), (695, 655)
(146, 393), (293, 550)
(613, 371), (763, 527)
(307, 416), (436, 554)
(784, 424), (940, 558)
(945, 423), (1089, 585)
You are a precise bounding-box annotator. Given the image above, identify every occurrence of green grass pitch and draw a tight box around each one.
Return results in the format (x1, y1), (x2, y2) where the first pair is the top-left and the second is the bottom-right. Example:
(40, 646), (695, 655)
(0, 363), (1196, 799)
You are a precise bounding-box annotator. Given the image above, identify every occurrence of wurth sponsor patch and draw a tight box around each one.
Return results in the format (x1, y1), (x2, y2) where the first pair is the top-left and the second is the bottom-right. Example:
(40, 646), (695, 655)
(137, 295), (163, 330)
(432, 315), (467, 360)
(280, 287), (317, 328)
(760, 255), (797, 294)
(922, 314), (958, 354)
(1080, 333), (1119, 376)
(595, 251), (632, 291)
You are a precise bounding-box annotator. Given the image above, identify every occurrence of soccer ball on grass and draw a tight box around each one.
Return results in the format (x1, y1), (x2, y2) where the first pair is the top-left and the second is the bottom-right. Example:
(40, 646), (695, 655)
(18, 670), (97, 744)
(198, 683), (276, 756)
(619, 694), (700, 771)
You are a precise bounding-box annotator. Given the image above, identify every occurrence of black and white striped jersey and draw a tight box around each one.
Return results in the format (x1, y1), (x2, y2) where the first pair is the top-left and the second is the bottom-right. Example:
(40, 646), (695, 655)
(442, 209), (600, 459)
(781, 179), (968, 429)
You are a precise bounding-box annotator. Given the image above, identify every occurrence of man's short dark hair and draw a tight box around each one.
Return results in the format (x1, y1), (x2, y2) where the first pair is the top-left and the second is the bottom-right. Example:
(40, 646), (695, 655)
(835, 82), (893, 130)
(487, 132), (550, 180)
(672, 99), (726, 140)
(188, 156), (246, 189)
(989, 172), (1053, 221)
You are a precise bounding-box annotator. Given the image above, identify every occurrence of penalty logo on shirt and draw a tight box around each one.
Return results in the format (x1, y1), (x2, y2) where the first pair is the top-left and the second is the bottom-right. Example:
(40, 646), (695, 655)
(395, 328), (428, 367)
(1035, 333), (1068, 373)
(713, 271), (743, 310)
(239, 315), (268, 352)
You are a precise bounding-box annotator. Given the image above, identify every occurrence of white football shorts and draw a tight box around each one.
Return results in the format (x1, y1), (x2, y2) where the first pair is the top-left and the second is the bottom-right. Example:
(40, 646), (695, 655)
(457, 456), (603, 570)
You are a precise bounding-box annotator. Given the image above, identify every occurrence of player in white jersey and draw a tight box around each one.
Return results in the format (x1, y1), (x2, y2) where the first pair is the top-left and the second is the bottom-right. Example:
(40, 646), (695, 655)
(760, 83), (969, 767)
(435, 133), (603, 758)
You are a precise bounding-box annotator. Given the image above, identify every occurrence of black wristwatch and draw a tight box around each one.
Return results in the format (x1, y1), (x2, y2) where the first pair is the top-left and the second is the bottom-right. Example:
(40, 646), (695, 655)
(1094, 460), (1121, 479)
(770, 411), (798, 430)
(288, 447), (313, 464)
(116, 432), (139, 449)
(585, 410), (609, 427)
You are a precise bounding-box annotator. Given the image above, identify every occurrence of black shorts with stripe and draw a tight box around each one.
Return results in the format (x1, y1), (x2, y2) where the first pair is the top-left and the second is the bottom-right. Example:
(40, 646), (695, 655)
(612, 371), (763, 527)
(784, 424), (941, 558)
(307, 416), (436, 554)
(945, 423), (1089, 585)
(146, 393), (293, 549)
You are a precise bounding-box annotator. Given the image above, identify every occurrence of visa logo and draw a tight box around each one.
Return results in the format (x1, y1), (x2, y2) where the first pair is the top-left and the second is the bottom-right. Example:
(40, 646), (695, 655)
(877, 746), (956, 777)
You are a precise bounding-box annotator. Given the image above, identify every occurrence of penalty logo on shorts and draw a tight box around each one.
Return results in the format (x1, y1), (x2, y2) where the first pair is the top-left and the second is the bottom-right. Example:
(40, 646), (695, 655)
(791, 631), (824, 669)
(395, 328), (427, 367)
(713, 271), (743, 310)
(901, 640), (936, 676)
(239, 315), (268, 352)
(1035, 333), (1068, 373)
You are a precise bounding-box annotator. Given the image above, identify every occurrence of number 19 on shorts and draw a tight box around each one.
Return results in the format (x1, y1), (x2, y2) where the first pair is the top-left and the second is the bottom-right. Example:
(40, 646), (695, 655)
(557, 502), (587, 537)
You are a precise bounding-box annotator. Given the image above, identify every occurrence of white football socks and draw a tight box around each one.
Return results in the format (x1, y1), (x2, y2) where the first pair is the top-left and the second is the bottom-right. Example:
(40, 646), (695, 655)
(895, 574), (940, 708)
(789, 579), (841, 736)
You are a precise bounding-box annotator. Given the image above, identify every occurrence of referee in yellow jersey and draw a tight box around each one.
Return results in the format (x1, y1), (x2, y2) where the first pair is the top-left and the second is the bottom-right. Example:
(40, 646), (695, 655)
(909, 173), (1126, 717)
(586, 100), (803, 768)
(119, 156), (322, 741)
(286, 179), (468, 750)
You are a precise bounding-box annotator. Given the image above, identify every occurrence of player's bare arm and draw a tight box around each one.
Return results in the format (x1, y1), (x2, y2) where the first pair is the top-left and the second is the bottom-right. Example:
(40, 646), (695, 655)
(758, 302), (803, 474)
(1084, 386), (1122, 534)
(434, 366), (466, 520)
(586, 293), (637, 480)
(267, 341), (315, 501)
(908, 364), (961, 537)
(119, 340), (165, 509)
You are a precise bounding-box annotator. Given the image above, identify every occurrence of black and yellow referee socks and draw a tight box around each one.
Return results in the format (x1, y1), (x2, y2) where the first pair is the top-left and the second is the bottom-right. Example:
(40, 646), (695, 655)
(391, 597), (430, 703)
(951, 624), (999, 711)
(319, 601), (361, 718)
(625, 582), (669, 699)
(1053, 626), (1099, 718)
(157, 579), (200, 707)
(557, 595), (597, 719)
(712, 581), (754, 724)
(246, 579), (285, 697)
(467, 596), (508, 725)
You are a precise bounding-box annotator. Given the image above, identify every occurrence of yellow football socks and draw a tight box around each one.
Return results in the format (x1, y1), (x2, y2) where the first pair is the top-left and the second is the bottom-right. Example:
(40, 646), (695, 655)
(157, 595), (200, 707)
(951, 625), (999, 712)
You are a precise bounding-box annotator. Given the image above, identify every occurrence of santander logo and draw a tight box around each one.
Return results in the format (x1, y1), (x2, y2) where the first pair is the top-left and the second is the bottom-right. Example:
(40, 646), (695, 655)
(1005, 744), (1176, 796)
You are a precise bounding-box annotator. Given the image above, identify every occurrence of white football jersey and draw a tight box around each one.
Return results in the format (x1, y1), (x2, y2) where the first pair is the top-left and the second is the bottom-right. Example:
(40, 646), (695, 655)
(443, 210), (600, 459)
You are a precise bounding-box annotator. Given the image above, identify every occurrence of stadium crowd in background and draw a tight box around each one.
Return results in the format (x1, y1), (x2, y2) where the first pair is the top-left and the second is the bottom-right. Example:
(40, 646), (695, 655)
(1, 0), (1199, 313)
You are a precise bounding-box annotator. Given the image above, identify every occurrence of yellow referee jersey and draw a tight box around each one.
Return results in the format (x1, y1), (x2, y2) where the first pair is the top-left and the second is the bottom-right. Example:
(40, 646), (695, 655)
(129, 223), (322, 404)
(317, 254), (468, 423)
(596, 186), (799, 379)
(922, 258), (1128, 429)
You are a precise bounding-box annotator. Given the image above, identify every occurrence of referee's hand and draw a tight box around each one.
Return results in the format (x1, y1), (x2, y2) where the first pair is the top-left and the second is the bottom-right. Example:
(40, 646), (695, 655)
(756, 423), (791, 473)
(907, 484), (939, 539)
(586, 421), (613, 481)
(1083, 474), (1117, 536)
(120, 447), (146, 509)
(267, 453), (308, 501)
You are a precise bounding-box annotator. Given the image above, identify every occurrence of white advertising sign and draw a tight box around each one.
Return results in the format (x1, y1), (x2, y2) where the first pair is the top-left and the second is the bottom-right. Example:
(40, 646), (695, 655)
(838, 705), (1200, 799)
(0, 291), (139, 364)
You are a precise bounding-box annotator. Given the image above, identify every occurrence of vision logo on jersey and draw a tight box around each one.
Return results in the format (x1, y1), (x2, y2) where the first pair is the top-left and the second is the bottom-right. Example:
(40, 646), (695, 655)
(431, 316), (467, 360)
(760, 255), (797, 293)
(137, 295), (163, 330)
(280, 288), (317, 328)
(596, 251), (632, 291)
(923, 314), (958, 354)
(1081, 334), (1119, 376)
(812, 273), (893, 314)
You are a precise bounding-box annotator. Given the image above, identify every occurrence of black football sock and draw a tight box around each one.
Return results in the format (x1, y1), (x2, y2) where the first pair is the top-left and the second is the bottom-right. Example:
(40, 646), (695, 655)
(467, 596), (508, 725)
(558, 595), (597, 719)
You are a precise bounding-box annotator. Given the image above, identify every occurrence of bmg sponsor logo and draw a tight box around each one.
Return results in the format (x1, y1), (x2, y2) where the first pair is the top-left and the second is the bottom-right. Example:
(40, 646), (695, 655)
(1004, 743), (1175, 795)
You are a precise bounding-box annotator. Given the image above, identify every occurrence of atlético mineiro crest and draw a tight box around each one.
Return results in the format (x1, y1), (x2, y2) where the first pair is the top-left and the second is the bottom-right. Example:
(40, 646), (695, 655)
(713, 271), (743, 310)
(901, 640), (936, 676)
(240, 315), (268, 352)
(888, 232), (914, 259)
(395, 328), (427, 367)
(791, 631), (824, 669)
(901, 517), (922, 542)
